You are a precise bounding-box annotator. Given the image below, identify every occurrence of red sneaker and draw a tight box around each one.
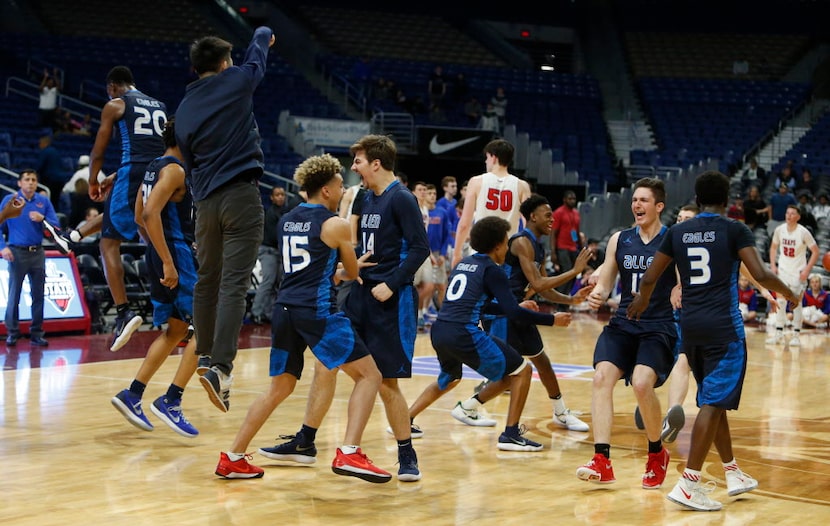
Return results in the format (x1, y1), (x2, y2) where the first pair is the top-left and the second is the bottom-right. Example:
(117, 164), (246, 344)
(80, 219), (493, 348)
(642, 447), (670, 489)
(215, 452), (264, 479)
(576, 453), (616, 483)
(331, 448), (392, 483)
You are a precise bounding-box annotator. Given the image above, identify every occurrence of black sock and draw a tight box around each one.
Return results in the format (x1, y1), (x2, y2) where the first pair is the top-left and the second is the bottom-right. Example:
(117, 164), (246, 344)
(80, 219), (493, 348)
(397, 439), (412, 450)
(166, 384), (184, 401)
(129, 379), (146, 397)
(300, 424), (317, 444)
(116, 303), (129, 316)
(595, 443), (611, 458)
(648, 440), (662, 454)
(504, 424), (519, 437)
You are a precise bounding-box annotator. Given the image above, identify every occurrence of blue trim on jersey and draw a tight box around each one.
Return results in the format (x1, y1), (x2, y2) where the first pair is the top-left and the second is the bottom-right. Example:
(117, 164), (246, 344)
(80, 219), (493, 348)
(398, 284), (416, 362)
(118, 119), (131, 166)
(317, 249), (338, 317)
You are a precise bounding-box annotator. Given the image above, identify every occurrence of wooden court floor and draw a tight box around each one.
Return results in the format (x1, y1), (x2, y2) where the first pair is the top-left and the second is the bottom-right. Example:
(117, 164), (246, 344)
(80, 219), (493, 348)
(1, 312), (829, 525)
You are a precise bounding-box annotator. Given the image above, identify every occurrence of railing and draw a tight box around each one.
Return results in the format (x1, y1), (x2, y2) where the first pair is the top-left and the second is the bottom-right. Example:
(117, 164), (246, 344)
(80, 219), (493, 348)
(5, 76), (102, 126)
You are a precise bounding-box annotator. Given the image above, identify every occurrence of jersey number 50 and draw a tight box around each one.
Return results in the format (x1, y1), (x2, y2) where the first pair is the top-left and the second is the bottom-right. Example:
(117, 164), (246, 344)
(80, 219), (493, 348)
(485, 188), (513, 212)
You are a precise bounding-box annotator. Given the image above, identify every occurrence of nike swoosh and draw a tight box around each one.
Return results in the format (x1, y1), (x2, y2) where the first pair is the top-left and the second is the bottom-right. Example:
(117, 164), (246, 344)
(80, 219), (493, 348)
(429, 135), (479, 155)
(297, 445), (314, 451)
(680, 487), (692, 499)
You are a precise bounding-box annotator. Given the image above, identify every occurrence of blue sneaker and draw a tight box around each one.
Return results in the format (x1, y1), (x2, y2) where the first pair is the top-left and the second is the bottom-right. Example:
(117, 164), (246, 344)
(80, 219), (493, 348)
(111, 389), (153, 431)
(258, 434), (317, 464)
(150, 396), (199, 438)
(497, 425), (543, 452)
(397, 447), (422, 482)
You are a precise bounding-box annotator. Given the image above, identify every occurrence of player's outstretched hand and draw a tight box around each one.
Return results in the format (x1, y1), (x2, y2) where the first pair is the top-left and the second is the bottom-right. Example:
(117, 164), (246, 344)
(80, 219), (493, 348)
(627, 291), (648, 321)
(553, 312), (572, 327)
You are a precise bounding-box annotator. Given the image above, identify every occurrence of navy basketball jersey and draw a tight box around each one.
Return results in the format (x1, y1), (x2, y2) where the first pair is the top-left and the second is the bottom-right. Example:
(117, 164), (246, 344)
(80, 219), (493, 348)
(659, 212), (755, 344)
(119, 90), (167, 166)
(141, 156), (194, 244)
(438, 253), (553, 326)
(358, 180), (429, 286)
(277, 203), (339, 312)
(614, 225), (675, 323)
(502, 228), (543, 301)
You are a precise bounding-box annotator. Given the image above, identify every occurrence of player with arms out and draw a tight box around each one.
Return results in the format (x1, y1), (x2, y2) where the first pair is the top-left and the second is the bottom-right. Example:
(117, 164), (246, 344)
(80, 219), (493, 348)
(88, 66), (167, 352)
(628, 170), (797, 511)
(577, 178), (676, 490)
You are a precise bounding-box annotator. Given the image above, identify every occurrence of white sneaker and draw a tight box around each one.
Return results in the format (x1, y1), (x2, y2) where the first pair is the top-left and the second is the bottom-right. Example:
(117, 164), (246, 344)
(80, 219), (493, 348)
(765, 332), (784, 345)
(667, 479), (722, 511)
(788, 335), (801, 347)
(451, 401), (497, 427)
(725, 468), (758, 497)
(555, 409), (589, 432)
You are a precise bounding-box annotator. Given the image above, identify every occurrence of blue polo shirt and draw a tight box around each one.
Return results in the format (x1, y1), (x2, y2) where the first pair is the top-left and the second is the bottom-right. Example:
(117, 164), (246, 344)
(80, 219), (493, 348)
(0, 191), (59, 249)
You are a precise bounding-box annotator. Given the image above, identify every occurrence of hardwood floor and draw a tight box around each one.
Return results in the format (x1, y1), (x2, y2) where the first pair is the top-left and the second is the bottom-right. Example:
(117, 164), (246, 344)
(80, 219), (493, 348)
(1, 313), (828, 525)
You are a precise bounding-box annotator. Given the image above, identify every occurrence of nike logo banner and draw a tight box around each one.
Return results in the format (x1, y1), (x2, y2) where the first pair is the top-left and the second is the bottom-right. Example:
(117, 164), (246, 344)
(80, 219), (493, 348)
(417, 127), (495, 159)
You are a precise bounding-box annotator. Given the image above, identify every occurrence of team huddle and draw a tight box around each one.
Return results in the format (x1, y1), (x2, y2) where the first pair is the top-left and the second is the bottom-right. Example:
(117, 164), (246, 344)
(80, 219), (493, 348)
(35, 25), (812, 513)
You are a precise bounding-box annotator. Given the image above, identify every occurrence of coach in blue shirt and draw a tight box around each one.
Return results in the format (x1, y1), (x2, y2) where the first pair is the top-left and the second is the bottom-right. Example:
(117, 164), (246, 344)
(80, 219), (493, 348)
(174, 27), (275, 412)
(1, 169), (59, 346)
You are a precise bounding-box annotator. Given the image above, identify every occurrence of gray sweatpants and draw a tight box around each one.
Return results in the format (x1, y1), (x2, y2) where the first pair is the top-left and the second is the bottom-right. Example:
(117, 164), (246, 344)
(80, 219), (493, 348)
(193, 180), (264, 374)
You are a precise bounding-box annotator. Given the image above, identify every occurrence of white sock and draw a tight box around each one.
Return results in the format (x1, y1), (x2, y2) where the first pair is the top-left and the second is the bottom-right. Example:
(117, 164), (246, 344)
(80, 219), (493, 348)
(69, 230), (83, 242)
(461, 397), (482, 411)
(552, 395), (566, 415)
(227, 452), (245, 461)
(340, 445), (358, 455)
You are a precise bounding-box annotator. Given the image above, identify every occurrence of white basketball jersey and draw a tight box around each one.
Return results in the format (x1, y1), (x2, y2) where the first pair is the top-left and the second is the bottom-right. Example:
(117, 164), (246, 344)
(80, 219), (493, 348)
(772, 223), (816, 277)
(473, 172), (522, 235)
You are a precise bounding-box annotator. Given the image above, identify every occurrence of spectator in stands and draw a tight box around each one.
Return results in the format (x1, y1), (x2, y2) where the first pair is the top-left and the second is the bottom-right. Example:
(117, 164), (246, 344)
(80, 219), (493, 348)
(490, 86), (508, 134)
(550, 190), (584, 307)
(767, 182), (797, 236)
(774, 163), (797, 191)
(796, 191), (817, 233)
(38, 68), (61, 131)
(63, 155), (105, 197)
(36, 131), (68, 212)
(451, 72), (469, 104)
(799, 273), (830, 329)
(795, 167), (818, 197)
(1, 169), (58, 347)
(813, 192), (830, 222)
(478, 103), (500, 133)
(741, 158), (766, 191)
(250, 186), (289, 325)
(427, 65), (447, 113)
(464, 96), (482, 126)
(744, 185), (768, 229)
(727, 192), (745, 222)
(736, 274), (760, 323)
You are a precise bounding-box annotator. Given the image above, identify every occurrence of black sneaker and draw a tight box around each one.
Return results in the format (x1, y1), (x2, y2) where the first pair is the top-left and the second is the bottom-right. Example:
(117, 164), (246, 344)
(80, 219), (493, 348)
(258, 434), (317, 464)
(110, 310), (143, 352)
(42, 220), (72, 255)
(200, 366), (232, 412)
